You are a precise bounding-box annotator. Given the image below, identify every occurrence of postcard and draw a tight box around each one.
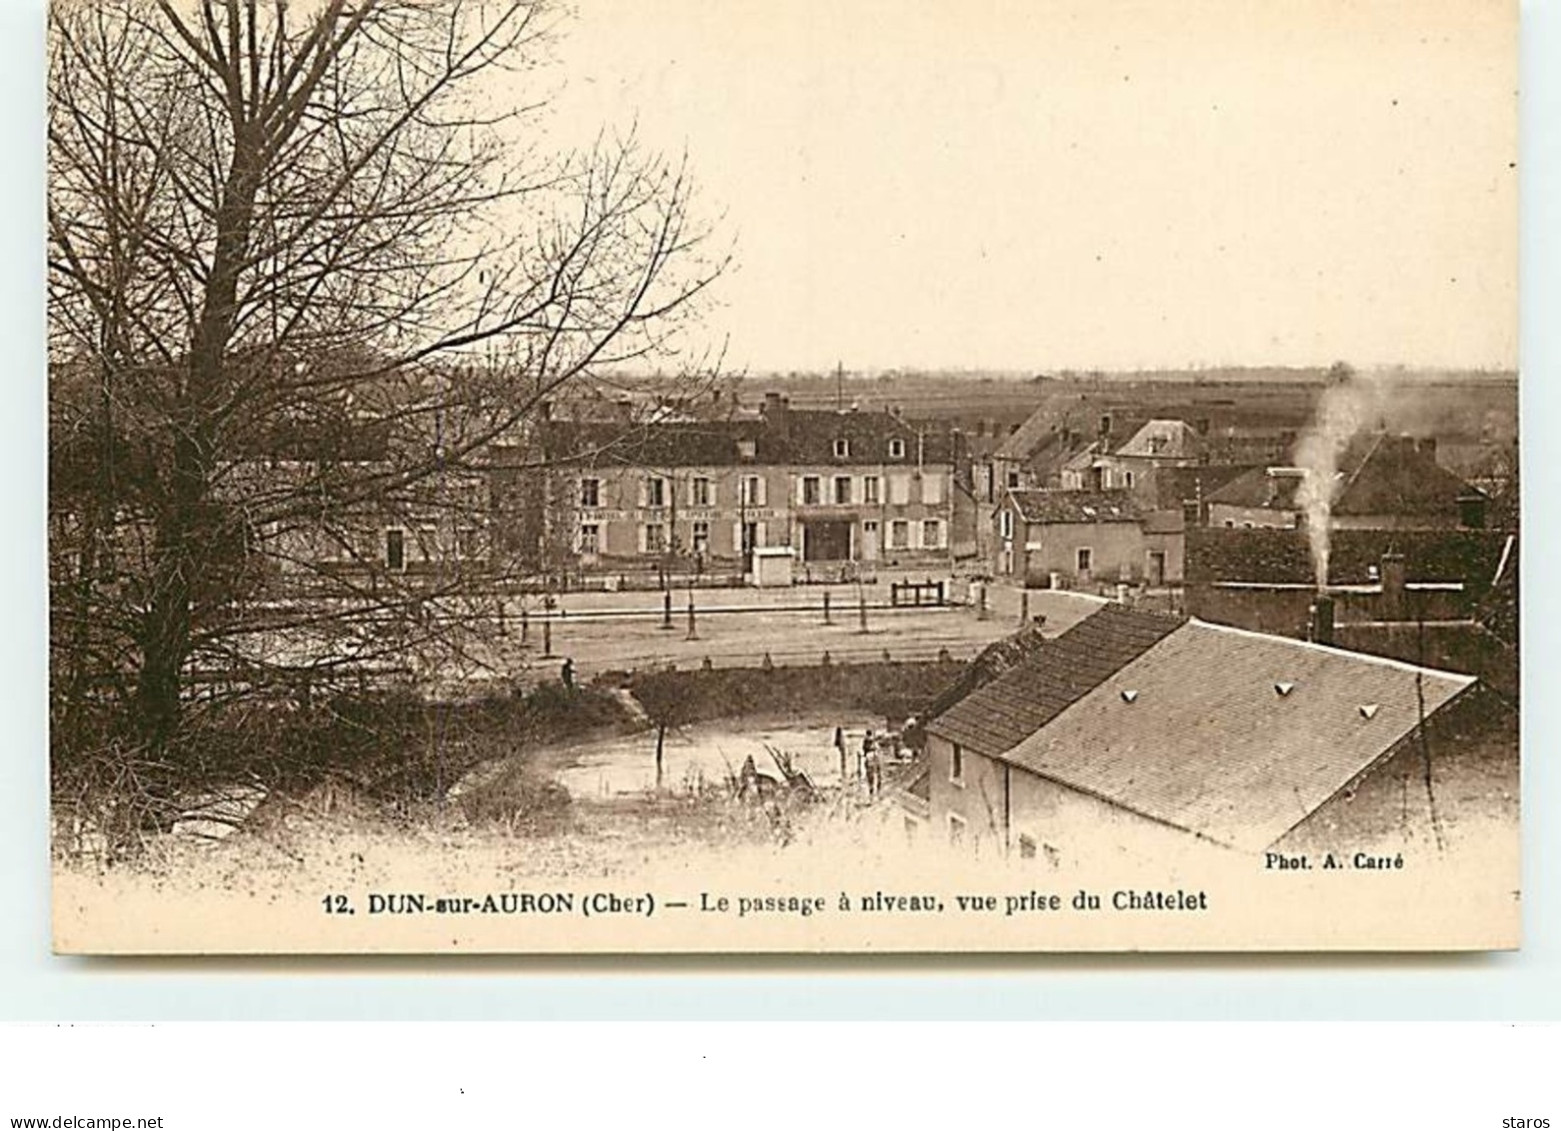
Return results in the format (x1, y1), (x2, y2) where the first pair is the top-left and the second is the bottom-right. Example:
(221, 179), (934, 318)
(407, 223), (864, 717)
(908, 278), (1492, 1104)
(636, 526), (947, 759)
(48, 0), (1518, 953)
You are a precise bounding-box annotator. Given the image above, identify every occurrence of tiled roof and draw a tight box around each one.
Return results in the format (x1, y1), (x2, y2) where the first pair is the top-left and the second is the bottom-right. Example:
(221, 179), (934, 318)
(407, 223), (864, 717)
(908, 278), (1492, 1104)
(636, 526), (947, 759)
(1115, 419), (1202, 460)
(1203, 436), (1483, 519)
(543, 408), (955, 468)
(926, 605), (1183, 756)
(992, 404), (1062, 461)
(1148, 464), (1255, 510)
(1206, 466), (1306, 510)
(1009, 488), (1140, 524)
(998, 620), (1476, 851)
(1334, 434), (1483, 518)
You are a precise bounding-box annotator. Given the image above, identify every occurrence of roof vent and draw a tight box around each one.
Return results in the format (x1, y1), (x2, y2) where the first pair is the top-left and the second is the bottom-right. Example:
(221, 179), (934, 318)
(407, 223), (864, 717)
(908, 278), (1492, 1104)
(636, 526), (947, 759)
(1359, 704), (1381, 720)
(1274, 682), (1296, 697)
(1120, 689), (1139, 703)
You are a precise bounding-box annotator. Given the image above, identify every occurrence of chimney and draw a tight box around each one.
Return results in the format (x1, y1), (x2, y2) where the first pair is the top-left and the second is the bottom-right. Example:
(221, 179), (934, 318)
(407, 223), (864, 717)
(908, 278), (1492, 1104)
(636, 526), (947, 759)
(1308, 595), (1335, 645)
(1379, 552), (1406, 620)
(762, 391), (790, 440)
(1099, 413), (1113, 438)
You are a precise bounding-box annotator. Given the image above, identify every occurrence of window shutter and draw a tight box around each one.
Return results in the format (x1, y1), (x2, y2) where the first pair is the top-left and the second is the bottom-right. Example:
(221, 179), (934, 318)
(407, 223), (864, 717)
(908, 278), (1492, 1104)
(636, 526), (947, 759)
(756, 521), (768, 548)
(638, 477), (648, 507)
(638, 524), (647, 554)
(733, 522), (742, 556)
(757, 477), (768, 506)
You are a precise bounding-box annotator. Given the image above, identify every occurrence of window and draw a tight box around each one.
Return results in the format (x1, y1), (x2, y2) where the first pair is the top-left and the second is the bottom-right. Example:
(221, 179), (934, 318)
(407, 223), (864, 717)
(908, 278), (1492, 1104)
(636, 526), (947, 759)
(691, 476), (712, 507)
(579, 523), (600, 555)
(889, 474), (911, 506)
(1018, 834), (1038, 860)
(736, 438), (757, 460)
(1076, 547), (1093, 573)
(921, 472), (945, 505)
(1125, 471), (1135, 488)
(384, 528), (405, 571)
(890, 520), (910, 549)
(1008, 470), (1021, 489)
(644, 523), (667, 554)
(950, 742), (964, 785)
(999, 510), (1014, 539)
(922, 519), (941, 549)
(580, 477), (600, 509)
(888, 438), (906, 459)
(691, 520), (710, 556)
(802, 476), (821, 505)
(742, 475), (763, 507)
(833, 438), (851, 458)
(863, 476), (881, 504)
(948, 813), (967, 846)
(645, 476), (667, 508)
(833, 476), (852, 505)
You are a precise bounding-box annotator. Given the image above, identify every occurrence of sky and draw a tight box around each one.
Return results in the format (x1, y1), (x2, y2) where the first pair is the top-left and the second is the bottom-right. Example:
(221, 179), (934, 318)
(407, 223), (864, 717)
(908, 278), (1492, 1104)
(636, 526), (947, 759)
(539, 0), (1517, 374)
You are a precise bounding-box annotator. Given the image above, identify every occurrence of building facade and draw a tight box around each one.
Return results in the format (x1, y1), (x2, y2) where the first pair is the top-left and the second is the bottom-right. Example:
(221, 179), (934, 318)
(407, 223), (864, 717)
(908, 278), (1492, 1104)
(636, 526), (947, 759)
(524, 393), (959, 580)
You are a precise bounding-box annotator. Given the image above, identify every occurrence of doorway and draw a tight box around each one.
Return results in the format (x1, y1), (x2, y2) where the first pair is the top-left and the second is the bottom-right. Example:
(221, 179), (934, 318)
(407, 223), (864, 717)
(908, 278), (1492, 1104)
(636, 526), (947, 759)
(861, 520), (880, 562)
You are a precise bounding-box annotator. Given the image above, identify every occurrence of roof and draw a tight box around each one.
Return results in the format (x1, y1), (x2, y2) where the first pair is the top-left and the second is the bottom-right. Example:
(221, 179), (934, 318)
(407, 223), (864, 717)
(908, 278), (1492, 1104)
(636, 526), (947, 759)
(998, 619), (1476, 851)
(1115, 419), (1203, 460)
(544, 406), (955, 469)
(1333, 434), (1483, 518)
(1205, 435), (1482, 519)
(1008, 488), (1140, 524)
(1207, 466), (1307, 510)
(927, 605), (1183, 756)
(1148, 464), (1255, 510)
(993, 404), (1062, 461)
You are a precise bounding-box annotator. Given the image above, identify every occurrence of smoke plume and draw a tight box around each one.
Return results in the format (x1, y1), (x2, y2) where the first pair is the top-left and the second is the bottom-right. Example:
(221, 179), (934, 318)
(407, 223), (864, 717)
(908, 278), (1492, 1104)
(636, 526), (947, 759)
(1291, 365), (1384, 590)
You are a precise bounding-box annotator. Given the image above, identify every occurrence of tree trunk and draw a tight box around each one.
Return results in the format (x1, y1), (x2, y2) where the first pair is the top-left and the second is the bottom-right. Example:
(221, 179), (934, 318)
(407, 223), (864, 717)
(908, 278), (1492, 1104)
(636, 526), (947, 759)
(131, 126), (264, 762)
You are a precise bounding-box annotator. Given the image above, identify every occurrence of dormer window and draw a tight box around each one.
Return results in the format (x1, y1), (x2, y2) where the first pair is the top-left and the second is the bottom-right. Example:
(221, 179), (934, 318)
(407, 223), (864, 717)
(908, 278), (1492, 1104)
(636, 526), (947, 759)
(736, 438), (757, 460)
(888, 438), (906, 459)
(834, 438), (850, 459)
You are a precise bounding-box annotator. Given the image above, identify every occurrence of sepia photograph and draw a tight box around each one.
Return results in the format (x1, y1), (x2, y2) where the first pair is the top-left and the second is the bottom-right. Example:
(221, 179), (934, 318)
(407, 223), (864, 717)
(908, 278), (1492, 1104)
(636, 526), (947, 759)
(46, 0), (1519, 953)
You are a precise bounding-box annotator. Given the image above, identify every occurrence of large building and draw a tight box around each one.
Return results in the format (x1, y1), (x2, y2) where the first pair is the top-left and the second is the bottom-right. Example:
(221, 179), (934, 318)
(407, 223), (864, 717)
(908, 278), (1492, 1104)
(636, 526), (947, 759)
(521, 393), (960, 580)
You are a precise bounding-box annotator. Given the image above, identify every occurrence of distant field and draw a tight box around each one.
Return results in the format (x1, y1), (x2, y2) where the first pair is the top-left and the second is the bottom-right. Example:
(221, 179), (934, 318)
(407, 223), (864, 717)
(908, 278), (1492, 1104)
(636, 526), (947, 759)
(725, 368), (1519, 445)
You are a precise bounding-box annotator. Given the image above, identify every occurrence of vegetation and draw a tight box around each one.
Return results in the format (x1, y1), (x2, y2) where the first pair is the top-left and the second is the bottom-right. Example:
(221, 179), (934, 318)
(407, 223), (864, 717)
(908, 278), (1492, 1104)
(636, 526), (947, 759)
(48, 0), (721, 838)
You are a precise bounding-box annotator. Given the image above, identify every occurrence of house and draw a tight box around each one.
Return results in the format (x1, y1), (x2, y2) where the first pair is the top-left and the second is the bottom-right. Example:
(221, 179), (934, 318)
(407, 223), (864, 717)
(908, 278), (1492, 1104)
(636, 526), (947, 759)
(516, 392), (959, 581)
(994, 489), (1180, 588)
(922, 604), (1477, 862)
(1206, 433), (1487, 532)
(1205, 466), (1307, 529)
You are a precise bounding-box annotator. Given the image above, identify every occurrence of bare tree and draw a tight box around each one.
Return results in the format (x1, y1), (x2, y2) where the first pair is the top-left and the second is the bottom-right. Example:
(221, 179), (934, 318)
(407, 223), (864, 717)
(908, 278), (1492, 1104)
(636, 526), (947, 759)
(48, 0), (725, 817)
